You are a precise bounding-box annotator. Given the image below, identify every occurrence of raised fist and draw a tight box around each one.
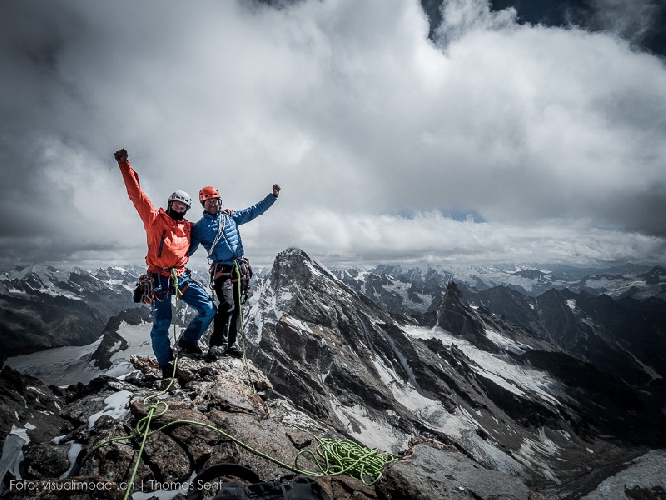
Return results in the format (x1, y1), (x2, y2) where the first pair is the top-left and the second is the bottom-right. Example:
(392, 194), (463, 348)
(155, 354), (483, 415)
(114, 149), (128, 163)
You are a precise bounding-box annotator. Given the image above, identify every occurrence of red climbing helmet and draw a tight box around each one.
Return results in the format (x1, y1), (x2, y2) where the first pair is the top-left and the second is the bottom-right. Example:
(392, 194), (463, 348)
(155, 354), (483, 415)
(199, 185), (221, 204)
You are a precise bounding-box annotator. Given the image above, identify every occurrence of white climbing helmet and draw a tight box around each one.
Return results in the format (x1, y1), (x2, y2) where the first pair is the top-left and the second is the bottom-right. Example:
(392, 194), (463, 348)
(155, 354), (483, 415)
(168, 190), (192, 209)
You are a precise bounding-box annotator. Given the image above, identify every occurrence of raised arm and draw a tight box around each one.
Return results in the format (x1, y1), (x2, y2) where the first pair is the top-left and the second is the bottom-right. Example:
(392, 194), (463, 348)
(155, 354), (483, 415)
(232, 185), (280, 225)
(115, 148), (157, 227)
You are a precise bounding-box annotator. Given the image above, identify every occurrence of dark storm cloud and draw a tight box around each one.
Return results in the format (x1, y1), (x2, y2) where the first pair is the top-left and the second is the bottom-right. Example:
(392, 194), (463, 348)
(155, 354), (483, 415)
(422, 0), (666, 57)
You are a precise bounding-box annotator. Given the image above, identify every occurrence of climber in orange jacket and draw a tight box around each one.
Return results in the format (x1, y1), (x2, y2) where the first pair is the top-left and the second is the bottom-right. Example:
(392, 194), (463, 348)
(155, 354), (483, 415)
(115, 148), (215, 377)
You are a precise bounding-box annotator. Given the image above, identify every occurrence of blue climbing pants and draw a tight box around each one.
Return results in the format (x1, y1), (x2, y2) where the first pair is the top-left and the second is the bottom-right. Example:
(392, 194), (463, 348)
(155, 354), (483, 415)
(150, 271), (215, 366)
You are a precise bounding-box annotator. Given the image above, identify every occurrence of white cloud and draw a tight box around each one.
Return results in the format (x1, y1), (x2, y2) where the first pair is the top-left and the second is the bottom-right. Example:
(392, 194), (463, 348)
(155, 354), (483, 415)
(246, 210), (665, 267)
(1, 0), (665, 268)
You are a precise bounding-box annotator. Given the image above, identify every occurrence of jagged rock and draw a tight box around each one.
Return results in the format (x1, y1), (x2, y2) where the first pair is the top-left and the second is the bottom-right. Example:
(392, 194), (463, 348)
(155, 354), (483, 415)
(0, 367), (67, 448)
(437, 282), (499, 352)
(91, 307), (152, 369)
(22, 443), (70, 480)
(142, 431), (192, 483)
(377, 443), (532, 500)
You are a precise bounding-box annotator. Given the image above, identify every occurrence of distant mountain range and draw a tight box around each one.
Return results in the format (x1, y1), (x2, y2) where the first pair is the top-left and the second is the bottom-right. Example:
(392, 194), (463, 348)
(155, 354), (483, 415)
(1, 260), (663, 366)
(1, 251), (665, 498)
(333, 262), (666, 316)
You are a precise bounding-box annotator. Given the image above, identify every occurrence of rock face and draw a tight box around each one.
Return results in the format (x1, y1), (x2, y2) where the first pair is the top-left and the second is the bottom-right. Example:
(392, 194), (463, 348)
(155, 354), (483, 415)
(244, 249), (666, 498)
(0, 355), (545, 500)
(1, 249), (665, 499)
(469, 285), (666, 436)
(0, 266), (143, 364)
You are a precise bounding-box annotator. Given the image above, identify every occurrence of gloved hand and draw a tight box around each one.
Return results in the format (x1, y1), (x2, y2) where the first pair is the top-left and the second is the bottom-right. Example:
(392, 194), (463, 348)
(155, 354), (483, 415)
(114, 149), (128, 163)
(272, 184), (281, 197)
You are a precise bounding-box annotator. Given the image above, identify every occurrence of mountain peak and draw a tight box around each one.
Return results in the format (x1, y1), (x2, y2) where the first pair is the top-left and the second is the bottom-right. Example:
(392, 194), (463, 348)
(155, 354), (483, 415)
(437, 280), (498, 352)
(270, 247), (338, 287)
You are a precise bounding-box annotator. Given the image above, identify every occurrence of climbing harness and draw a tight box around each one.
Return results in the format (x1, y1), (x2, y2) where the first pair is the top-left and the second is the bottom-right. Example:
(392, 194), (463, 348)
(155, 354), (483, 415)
(209, 257), (252, 301)
(133, 269), (190, 304)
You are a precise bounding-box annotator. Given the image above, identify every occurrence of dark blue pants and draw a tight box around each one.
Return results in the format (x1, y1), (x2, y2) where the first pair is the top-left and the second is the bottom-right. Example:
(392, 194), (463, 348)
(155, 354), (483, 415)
(150, 272), (215, 366)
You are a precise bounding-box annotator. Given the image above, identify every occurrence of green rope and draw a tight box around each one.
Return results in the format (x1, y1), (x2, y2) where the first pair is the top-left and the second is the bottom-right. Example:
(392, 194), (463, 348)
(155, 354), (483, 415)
(234, 260), (255, 394)
(288, 423), (399, 485)
(85, 413), (398, 491)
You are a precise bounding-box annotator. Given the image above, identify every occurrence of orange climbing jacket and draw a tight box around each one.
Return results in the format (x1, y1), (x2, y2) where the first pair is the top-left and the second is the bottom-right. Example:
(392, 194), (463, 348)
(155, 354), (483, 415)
(118, 160), (192, 276)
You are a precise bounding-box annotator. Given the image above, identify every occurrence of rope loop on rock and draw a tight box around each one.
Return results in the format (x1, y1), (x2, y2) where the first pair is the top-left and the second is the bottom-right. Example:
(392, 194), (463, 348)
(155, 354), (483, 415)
(288, 423), (399, 485)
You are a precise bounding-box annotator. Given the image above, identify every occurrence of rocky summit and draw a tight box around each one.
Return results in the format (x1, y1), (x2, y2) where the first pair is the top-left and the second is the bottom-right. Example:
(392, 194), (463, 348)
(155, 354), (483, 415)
(1, 248), (665, 499)
(0, 354), (542, 500)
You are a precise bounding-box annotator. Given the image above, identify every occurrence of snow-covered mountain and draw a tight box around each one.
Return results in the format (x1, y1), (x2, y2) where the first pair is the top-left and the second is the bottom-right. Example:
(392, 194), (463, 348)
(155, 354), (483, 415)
(0, 265), (147, 364)
(333, 263), (666, 316)
(1, 250), (665, 499)
(243, 249), (665, 497)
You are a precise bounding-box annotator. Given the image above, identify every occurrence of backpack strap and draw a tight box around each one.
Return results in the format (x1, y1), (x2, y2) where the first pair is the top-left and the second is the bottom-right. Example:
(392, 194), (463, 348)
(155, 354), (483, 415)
(187, 463), (261, 500)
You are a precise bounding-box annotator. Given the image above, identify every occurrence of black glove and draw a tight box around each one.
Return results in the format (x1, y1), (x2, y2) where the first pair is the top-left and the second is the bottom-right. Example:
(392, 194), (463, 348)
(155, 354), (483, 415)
(114, 149), (128, 163)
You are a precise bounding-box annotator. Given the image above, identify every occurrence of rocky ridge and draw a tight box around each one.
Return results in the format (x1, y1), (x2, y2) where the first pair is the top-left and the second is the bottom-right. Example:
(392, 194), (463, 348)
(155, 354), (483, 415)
(0, 266), (142, 365)
(1, 354), (546, 500)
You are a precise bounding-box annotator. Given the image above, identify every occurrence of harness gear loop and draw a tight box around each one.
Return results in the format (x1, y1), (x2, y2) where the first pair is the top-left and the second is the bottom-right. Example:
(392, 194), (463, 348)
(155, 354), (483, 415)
(133, 274), (155, 304)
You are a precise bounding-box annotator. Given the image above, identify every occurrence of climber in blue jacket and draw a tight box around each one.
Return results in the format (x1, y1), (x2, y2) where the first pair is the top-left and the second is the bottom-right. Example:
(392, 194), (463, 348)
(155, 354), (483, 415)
(189, 184), (280, 360)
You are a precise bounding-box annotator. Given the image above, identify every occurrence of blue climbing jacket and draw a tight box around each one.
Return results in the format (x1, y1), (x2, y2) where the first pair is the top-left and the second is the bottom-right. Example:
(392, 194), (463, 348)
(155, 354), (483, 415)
(189, 193), (276, 264)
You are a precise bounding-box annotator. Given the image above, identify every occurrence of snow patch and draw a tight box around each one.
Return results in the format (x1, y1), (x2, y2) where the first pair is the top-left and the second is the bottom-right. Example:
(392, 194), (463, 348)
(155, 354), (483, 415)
(285, 316), (313, 334)
(328, 397), (410, 454)
(0, 434), (27, 493)
(9, 425), (30, 443)
(484, 329), (527, 355)
(369, 348), (525, 475)
(404, 326), (565, 406)
(59, 441), (83, 479)
(88, 390), (133, 428)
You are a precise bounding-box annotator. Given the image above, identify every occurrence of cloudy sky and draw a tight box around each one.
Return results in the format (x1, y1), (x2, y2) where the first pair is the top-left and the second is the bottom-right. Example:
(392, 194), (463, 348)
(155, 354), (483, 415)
(1, 0), (665, 270)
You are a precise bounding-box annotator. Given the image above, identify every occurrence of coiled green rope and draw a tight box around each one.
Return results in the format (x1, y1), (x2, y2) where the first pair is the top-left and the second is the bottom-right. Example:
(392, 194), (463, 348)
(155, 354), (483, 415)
(289, 423), (398, 485)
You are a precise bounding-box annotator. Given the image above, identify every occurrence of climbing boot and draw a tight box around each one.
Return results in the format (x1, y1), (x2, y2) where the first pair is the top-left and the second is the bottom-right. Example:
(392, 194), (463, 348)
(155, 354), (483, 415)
(177, 337), (203, 356)
(206, 345), (225, 362)
(225, 345), (242, 358)
(160, 362), (175, 379)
